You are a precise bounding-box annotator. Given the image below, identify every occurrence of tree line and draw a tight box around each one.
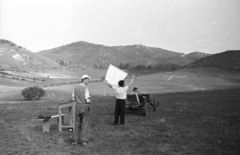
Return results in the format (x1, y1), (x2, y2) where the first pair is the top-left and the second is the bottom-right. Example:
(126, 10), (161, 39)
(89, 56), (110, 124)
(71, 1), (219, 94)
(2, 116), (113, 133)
(118, 62), (180, 71)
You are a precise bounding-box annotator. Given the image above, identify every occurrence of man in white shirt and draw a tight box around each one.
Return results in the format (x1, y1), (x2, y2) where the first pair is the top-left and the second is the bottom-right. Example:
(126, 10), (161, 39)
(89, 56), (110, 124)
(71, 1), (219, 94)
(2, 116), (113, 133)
(105, 75), (134, 125)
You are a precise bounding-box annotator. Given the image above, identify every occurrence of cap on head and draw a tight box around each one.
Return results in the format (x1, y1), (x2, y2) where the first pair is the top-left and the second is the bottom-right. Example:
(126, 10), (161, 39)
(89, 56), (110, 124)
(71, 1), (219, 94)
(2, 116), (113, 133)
(81, 74), (91, 80)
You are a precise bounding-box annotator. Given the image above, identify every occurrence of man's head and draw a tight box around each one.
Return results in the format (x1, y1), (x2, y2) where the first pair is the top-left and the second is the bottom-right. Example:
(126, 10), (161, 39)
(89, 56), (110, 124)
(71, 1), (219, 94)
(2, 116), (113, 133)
(133, 87), (139, 93)
(133, 87), (138, 91)
(118, 80), (125, 87)
(81, 74), (91, 85)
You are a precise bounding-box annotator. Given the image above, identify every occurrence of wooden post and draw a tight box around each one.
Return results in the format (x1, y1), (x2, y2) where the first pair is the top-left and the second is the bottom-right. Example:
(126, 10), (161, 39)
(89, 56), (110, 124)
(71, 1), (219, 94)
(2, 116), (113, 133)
(58, 101), (76, 132)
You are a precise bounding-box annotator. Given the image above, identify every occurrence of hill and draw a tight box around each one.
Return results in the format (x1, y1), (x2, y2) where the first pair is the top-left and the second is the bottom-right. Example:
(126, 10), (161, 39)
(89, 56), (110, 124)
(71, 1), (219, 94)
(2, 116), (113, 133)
(184, 50), (240, 71)
(0, 39), (63, 71)
(185, 51), (211, 60)
(37, 41), (207, 70)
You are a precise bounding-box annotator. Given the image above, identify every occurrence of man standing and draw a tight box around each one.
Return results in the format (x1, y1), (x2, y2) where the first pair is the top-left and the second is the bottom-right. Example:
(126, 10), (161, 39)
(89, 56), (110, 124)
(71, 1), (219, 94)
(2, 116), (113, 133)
(72, 74), (91, 146)
(105, 75), (134, 126)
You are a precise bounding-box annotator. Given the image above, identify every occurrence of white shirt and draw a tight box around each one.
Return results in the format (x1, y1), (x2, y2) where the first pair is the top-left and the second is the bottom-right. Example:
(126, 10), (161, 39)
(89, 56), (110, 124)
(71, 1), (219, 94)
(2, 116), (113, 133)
(130, 92), (140, 103)
(112, 86), (129, 99)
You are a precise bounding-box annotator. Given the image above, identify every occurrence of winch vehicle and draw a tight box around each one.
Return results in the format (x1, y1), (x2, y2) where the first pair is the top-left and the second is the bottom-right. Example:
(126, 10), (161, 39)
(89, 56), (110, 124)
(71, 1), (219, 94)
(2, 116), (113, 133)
(126, 94), (159, 116)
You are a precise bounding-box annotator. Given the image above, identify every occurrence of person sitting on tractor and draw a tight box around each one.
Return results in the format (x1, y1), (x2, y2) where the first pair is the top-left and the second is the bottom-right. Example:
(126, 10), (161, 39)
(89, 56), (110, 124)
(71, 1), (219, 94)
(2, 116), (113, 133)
(130, 87), (140, 104)
(130, 87), (140, 95)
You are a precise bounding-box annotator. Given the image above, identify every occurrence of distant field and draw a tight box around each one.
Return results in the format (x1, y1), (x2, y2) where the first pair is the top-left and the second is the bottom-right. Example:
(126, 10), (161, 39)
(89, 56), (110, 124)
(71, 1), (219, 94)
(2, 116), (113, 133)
(1, 67), (240, 95)
(1, 70), (77, 79)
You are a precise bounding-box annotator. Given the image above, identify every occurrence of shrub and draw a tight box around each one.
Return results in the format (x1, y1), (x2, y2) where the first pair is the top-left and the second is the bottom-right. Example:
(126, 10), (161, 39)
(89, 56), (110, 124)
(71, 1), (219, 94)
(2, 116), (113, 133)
(21, 86), (45, 100)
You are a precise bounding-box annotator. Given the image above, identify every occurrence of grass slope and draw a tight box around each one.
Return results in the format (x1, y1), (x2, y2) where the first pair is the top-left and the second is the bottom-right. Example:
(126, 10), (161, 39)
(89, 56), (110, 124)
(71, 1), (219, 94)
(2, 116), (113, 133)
(0, 89), (240, 155)
(185, 50), (240, 71)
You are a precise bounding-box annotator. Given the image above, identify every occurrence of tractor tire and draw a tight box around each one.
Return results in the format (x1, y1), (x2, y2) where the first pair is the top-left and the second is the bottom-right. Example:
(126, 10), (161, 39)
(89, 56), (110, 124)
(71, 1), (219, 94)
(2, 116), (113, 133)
(153, 100), (159, 111)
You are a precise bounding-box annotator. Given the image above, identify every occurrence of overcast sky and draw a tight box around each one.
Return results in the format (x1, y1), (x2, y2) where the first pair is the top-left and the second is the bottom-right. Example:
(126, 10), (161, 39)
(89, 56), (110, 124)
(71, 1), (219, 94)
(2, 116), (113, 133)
(1, 0), (240, 54)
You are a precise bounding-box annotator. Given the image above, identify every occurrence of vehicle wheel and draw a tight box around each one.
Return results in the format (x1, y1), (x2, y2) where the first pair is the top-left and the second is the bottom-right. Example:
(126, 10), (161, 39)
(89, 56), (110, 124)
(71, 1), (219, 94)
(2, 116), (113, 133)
(153, 100), (159, 111)
(143, 102), (149, 116)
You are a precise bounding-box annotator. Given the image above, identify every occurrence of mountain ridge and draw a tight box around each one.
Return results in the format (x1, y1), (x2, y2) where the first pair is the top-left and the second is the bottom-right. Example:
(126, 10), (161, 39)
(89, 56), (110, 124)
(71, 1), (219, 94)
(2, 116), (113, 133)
(2, 39), (223, 72)
(38, 41), (208, 70)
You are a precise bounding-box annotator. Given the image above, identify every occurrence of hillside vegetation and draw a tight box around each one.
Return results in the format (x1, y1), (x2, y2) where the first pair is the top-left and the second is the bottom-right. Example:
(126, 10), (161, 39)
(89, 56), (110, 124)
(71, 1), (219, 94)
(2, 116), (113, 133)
(184, 50), (240, 71)
(37, 41), (207, 70)
(184, 51), (211, 60)
(2, 39), (239, 73)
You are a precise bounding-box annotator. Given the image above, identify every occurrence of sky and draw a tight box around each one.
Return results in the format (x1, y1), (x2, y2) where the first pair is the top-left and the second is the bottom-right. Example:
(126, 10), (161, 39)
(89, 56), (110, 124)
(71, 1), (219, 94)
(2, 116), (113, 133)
(1, 0), (240, 54)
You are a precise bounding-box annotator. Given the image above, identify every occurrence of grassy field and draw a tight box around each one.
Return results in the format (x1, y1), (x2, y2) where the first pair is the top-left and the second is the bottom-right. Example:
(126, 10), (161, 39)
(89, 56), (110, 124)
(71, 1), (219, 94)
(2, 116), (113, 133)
(0, 88), (240, 155)
(1, 67), (240, 155)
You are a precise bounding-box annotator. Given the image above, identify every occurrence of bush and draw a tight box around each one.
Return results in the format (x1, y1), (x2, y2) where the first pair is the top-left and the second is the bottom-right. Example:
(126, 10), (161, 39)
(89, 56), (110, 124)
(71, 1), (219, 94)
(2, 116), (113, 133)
(21, 86), (45, 100)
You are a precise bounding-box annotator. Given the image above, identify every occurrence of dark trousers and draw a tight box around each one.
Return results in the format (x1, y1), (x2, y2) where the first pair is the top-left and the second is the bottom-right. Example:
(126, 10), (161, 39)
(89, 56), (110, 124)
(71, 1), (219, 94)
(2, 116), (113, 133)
(114, 99), (126, 125)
